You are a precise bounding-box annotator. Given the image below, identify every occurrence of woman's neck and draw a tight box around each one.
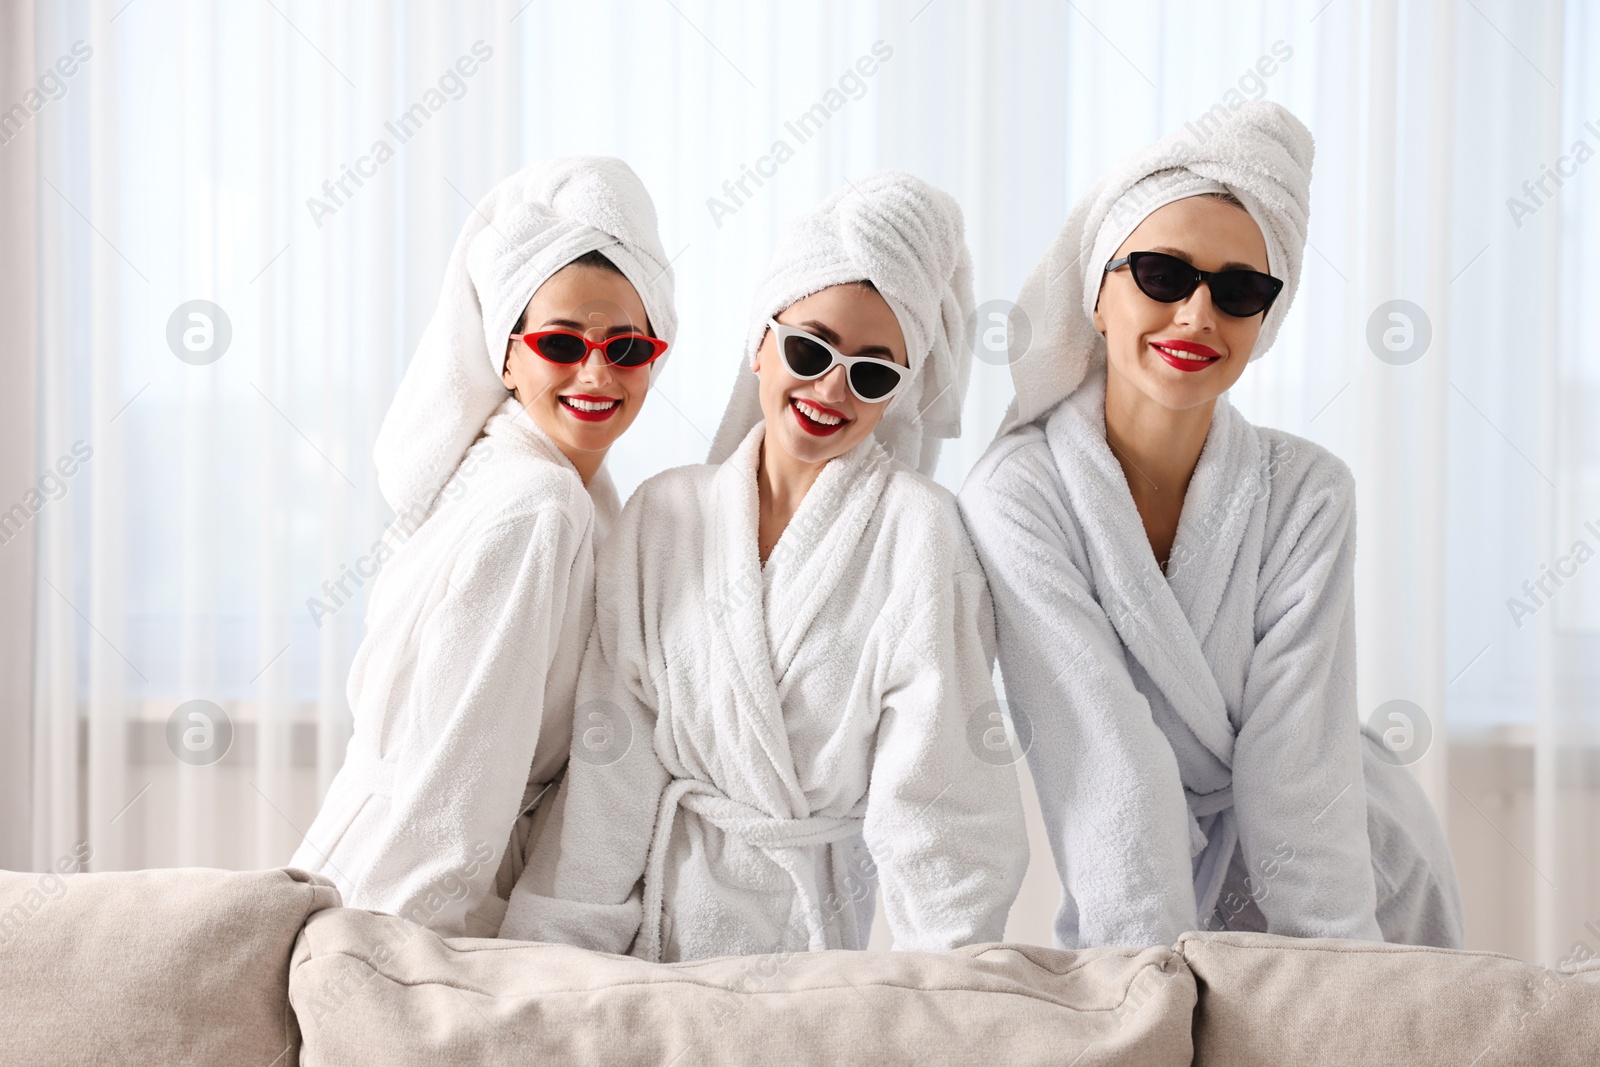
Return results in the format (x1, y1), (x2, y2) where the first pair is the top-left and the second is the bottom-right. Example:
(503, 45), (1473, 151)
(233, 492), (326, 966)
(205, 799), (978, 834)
(557, 444), (605, 488)
(1103, 365), (1216, 566)
(511, 391), (605, 487)
(756, 433), (827, 564)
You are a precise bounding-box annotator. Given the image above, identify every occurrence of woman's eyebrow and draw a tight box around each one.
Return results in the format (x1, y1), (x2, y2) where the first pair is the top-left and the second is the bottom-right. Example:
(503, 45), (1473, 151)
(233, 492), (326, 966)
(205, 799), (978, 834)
(799, 319), (897, 360)
(1148, 246), (1263, 273)
(852, 344), (897, 360)
(799, 319), (843, 345)
(539, 318), (639, 336)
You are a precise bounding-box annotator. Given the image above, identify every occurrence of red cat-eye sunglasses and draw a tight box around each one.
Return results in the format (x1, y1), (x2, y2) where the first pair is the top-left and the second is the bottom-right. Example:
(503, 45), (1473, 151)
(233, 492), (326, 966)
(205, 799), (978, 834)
(515, 329), (668, 369)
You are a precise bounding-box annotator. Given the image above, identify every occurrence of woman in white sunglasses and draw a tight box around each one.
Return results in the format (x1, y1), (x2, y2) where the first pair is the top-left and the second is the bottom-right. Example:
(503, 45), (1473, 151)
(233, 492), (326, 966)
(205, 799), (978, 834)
(500, 172), (1027, 962)
(291, 158), (677, 938)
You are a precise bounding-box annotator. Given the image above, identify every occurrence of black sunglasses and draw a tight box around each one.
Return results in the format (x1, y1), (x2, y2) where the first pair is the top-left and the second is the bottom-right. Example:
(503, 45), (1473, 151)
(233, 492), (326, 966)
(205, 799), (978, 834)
(1104, 251), (1283, 319)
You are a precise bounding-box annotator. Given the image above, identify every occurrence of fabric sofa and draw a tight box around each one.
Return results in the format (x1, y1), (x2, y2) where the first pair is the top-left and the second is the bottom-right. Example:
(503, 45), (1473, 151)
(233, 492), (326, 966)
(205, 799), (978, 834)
(2, 865), (1596, 1065)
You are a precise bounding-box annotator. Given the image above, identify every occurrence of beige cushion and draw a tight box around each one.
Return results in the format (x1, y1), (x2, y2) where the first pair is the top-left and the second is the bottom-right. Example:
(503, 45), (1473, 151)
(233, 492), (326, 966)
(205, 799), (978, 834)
(0, 864), (339, 1066)
(1180, 931), (1600, 1066)
(291, 908), (1196, 1066)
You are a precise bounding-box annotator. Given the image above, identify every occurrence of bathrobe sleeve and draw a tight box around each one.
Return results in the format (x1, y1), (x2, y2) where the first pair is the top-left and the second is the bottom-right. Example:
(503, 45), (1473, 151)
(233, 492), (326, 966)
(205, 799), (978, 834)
(959, 437), (1197, 948)
(359, 502), (588, 938)
(1231, 453), (1382, 940)
(862, 497), (1028, 951)
(498, 505), (671, 952)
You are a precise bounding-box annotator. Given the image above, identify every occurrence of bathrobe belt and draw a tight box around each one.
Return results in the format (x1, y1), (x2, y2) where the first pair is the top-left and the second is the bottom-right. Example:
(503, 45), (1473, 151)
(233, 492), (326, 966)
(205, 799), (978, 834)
(638, 776), (865, 962)
(1184, 784), (1234, 853)
(1185, 784), (1238, 919)
(1187, 785), (1233, 821)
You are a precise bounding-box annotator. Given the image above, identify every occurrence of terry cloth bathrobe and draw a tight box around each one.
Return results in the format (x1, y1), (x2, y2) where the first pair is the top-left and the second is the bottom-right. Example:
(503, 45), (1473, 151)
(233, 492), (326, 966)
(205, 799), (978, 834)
(959, 102), (1464, 951)
(500, 171), (1029, 961)
(289, 157), (678, 938)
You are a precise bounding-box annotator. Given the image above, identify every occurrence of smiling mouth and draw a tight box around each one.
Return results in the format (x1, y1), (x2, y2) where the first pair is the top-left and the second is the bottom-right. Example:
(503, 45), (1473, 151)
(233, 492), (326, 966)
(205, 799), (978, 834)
(790, 397), (847, 436)
(1150, 341), (1221, 371)
(560, 395), (620, 422)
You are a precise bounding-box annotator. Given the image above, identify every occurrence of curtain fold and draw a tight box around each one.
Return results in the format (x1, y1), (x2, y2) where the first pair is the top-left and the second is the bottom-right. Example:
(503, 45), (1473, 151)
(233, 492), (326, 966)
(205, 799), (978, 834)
(0, 0), (39, 872)
(19, 0), (1598, 965)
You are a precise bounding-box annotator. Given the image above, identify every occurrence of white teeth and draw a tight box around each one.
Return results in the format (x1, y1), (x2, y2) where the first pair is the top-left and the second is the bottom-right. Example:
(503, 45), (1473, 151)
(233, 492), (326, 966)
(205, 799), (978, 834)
(563, 397), (618, 412)
(1154, 343), (1214, 361)
(793, 399), (843, 426)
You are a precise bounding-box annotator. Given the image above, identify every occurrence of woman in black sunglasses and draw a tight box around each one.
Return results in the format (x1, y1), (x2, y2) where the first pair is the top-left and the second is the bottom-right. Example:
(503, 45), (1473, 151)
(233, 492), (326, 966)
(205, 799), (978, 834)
(501, 172), (1028, 962)
(961, 102), (1463, 952)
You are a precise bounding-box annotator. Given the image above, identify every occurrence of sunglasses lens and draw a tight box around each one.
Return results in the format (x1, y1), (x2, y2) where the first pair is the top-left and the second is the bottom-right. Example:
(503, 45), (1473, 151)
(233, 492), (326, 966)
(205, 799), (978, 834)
(849, 360), (903, 401)
(604, 336), (659, 367)
(1130, 253), (1196, 303)
(1129, 253), (1281, 317)
(781, 333), (835, 378)
(1209, 273), (1280, 317)
(534, 333), (587, 364)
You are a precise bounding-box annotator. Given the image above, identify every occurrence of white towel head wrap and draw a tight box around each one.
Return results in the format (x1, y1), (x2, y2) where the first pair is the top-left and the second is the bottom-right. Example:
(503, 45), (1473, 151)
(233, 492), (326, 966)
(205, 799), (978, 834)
(708, 170), (976, 476)
(995, 100), (1314, 437)
(375, 156), (678, 513)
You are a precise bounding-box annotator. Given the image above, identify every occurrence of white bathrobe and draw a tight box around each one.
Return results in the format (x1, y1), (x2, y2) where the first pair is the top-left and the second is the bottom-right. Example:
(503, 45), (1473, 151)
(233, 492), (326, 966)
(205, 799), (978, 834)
(291, 399), (619, 938)
(959, 366), (1464, 950)
(500, 423), (1028, 961)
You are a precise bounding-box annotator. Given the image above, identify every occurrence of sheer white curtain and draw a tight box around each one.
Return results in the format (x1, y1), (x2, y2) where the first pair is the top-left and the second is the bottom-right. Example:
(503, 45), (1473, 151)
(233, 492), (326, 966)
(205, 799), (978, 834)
(0, 0), (39, 875)
(19, 0), (1597, 964)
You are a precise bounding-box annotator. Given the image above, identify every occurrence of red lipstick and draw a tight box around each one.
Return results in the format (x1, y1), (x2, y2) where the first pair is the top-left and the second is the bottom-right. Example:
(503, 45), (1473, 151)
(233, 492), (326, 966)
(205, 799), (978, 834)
(559, 394), (621, 422)
(790, 397), (847, 437)
(1151, 338), (1221, 372)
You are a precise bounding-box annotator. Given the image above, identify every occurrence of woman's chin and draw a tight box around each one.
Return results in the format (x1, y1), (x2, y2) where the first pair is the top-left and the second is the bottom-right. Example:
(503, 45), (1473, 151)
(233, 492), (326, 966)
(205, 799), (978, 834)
(570, 422), (622, 447)
(771, 416), (857, 466)
(530, 411), (624, 464)
(1122, 361), (1231, 413)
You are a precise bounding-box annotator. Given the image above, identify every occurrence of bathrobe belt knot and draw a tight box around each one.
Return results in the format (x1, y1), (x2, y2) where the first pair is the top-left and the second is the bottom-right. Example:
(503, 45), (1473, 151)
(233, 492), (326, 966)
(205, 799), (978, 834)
(638, 777), (865, 963)
(1185, 785), (1236, 869)
(1187, 786), (1233, 819)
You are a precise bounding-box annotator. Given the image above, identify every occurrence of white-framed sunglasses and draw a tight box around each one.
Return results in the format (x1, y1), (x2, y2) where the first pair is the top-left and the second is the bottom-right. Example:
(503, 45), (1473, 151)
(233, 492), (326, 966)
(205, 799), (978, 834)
(767, 318), (908, 404)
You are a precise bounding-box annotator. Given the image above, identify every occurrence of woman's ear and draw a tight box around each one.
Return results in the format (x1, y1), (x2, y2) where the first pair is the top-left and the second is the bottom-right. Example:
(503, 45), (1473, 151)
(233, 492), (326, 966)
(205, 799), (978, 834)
(751, 328), (772, 374)
(501, 344), (516, 389)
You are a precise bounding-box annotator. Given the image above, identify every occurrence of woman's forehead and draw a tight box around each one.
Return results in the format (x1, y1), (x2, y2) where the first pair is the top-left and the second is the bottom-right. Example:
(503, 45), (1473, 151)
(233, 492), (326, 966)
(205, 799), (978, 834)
(1119, 197), (1270, 273)
(782, 285), (907, 364)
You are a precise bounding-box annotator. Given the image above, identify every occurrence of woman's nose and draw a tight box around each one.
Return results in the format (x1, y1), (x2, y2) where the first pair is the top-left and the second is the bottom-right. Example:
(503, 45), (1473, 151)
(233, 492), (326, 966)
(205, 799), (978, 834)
(813, 364), (851, 400)
(1174, 283), (1219, 331)
(576, 345), (614, 381)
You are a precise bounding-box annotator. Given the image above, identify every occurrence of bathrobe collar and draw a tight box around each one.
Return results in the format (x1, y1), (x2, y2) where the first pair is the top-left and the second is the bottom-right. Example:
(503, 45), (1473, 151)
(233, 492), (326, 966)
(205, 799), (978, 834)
(630, 422), (896, 961)
(703, 421), (892, 819)
(1044, 366), (1261, 769)
(483, 396), (620, 533)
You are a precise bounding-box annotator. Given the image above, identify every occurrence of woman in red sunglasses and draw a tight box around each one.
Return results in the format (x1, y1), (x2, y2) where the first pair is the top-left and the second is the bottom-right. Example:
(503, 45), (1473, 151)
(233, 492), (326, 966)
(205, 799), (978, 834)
(501, 172), (1028, 962)
(499, 251), (670, 483)
(291, 158), (676, 939)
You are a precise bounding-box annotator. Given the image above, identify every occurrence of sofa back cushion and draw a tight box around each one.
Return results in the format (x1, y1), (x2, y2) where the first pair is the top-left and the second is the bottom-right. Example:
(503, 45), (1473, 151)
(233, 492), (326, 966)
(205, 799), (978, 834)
(0, 864), (339, 1066)
(291, 907), (1196, 1066)
(1180, 931), (1600, 1066)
